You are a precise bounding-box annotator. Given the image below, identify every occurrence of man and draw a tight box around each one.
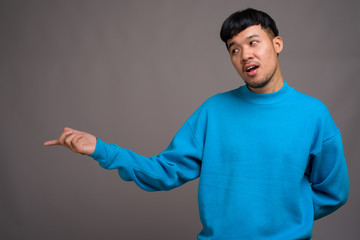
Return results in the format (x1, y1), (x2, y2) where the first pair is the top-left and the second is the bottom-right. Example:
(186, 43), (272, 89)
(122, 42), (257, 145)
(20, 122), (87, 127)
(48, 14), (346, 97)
(44, 8), (349, 239)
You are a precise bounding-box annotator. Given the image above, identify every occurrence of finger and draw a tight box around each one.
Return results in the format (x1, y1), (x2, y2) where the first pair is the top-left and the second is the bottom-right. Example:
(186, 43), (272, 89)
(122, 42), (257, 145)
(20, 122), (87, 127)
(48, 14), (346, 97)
(58, 129), (74, 145)
(64, 133), (78, 151)
(72, 135), (84, 152)
(64, 127), (73, 131)
(72, 134), (83, 144)
(43, 139), (61, 146)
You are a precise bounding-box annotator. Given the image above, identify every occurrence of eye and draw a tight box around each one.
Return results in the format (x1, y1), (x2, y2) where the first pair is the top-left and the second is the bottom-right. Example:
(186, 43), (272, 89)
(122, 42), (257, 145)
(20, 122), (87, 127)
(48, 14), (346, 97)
(231, 48), (239, 55)
(250, 40), (258, 46)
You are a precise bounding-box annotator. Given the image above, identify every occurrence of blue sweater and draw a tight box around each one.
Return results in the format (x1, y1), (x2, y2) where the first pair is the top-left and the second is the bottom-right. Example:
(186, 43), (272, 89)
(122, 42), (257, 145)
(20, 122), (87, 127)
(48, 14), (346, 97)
(90, 82), (349, 239)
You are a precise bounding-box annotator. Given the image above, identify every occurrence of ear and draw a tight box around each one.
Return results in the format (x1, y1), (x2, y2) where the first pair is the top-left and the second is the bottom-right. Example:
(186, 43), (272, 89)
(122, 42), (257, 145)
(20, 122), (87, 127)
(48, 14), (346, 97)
(273, 36), (283, 54)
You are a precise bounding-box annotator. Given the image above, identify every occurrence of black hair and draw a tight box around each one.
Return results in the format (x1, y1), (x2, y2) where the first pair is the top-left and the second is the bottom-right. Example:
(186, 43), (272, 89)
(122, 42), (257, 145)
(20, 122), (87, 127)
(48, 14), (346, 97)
(220, 8), (279, 48)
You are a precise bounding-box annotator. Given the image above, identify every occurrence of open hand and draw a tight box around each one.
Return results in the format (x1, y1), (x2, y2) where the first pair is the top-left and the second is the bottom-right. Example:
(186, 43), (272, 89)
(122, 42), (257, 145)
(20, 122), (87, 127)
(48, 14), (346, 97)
(43, 127), (97, 155)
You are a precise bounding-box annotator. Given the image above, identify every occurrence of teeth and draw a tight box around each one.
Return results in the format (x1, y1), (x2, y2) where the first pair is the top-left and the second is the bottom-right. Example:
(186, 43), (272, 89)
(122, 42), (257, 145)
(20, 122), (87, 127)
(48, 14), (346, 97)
(246, 66), (256, 72)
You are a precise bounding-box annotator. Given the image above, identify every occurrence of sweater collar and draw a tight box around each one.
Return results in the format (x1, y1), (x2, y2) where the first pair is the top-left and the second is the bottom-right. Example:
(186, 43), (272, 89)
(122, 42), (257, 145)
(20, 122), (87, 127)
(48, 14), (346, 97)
(238, 81), (293, 105)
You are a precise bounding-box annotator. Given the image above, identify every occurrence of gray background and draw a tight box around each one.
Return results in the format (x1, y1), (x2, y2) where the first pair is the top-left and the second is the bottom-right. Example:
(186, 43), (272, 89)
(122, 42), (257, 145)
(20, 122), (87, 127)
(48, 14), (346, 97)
(1, 0), (359, 239)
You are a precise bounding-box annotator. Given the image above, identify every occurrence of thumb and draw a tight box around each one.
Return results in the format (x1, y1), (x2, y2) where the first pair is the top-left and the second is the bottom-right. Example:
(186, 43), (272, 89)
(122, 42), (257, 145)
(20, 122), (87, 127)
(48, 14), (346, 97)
(64, 127), (81, 134)
(64, 127), (74, 132)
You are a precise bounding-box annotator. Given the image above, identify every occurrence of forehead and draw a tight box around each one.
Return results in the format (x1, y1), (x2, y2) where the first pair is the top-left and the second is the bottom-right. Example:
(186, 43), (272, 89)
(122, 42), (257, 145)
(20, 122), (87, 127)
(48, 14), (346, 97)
(227, 25), (271, 46)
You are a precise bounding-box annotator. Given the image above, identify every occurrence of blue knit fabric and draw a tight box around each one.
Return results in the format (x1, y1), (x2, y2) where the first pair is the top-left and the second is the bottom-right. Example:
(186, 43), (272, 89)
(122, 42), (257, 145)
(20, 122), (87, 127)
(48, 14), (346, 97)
(90, 82), (349, 239)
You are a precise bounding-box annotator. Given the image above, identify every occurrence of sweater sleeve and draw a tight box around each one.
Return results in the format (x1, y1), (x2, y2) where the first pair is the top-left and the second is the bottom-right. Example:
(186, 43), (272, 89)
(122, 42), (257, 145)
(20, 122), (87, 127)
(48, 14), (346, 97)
(89, 120), (203, 191)
(310, 130), (349, 220)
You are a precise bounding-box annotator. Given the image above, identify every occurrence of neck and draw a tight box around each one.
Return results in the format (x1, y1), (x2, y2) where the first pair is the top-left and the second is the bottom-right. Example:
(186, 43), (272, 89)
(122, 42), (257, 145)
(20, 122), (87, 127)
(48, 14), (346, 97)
(239, 80), (292, 105)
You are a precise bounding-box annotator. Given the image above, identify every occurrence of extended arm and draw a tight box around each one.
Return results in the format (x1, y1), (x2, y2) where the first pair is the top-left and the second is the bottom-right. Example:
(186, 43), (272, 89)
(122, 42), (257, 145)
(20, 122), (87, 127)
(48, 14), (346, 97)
(44, 121), (203, 192)
(89, 121), (202, 191)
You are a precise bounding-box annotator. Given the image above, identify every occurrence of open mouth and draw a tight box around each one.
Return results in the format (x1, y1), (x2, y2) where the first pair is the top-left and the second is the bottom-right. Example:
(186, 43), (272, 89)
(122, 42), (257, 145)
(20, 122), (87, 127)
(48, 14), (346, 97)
(246, 65), (259, 72)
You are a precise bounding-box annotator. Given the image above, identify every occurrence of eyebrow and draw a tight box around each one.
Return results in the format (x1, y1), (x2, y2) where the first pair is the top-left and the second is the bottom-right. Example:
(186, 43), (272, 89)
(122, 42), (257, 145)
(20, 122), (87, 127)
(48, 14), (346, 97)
(246, 34), (259, 40)
(227, 34), (260, 50)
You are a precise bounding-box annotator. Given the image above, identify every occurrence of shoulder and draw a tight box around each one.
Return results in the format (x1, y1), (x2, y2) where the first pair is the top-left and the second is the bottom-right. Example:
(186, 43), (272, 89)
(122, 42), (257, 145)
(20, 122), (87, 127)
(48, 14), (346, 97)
(291, 88), (330, 115)
(292, 89), (324, 105)
(186, 88), (240, 124)
(201, 88), (240, 108)
(290, 88), (339, 139)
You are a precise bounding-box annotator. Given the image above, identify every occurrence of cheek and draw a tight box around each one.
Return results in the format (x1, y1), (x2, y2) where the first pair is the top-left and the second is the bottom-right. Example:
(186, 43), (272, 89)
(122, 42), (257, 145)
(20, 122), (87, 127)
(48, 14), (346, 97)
(230, 58), (240, 69)
(256, 48), (269, 60)
(262, 47), (277, 61)
(233, 63), (244, 75)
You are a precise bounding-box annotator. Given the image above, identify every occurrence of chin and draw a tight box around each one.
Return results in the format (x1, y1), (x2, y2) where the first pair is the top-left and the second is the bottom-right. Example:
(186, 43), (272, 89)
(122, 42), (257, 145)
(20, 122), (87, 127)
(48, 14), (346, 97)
(245, 78), (271, 89)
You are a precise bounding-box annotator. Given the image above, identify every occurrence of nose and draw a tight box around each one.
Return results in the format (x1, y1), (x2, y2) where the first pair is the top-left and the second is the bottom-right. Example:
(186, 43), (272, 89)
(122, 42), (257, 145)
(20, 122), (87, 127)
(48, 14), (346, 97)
(241, 47), (253, 61)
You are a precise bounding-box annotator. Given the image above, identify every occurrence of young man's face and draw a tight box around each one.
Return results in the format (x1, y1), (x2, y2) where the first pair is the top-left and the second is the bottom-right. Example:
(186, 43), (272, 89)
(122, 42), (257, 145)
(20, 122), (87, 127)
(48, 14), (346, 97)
(226, 25), (283, 93)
